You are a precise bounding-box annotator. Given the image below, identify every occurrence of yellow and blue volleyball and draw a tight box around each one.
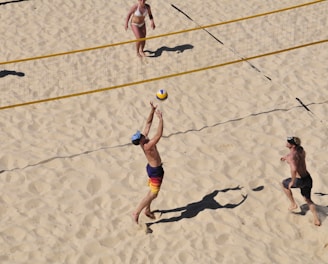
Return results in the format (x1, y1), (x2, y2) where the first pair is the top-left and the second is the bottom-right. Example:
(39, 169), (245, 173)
(156, 89), (168, 100)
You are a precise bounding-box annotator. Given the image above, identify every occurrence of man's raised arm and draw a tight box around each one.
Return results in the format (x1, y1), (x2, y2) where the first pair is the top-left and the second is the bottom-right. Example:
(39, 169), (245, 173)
(143, 102), (157, 136)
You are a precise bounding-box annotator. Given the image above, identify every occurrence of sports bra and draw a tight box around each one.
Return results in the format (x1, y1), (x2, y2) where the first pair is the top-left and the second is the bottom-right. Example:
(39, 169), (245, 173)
(134, 5), (148, 17)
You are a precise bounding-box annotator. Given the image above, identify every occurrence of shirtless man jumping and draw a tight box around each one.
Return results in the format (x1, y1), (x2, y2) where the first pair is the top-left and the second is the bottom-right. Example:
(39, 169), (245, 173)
(280, 136), (321, 226)
(131, 101), (164, 224)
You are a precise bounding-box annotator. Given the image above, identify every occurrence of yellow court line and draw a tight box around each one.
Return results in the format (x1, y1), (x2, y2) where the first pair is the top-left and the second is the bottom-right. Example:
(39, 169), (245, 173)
(0, 0), (325, 65)
(0, 39), (327, 111)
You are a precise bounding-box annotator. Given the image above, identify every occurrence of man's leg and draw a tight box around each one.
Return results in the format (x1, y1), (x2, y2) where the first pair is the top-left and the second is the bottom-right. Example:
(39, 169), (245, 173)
(133, 191), (157, 224)
(144, 192), (157, 220)
(280, 182), (298, 210)
(305, 198), (321, 226)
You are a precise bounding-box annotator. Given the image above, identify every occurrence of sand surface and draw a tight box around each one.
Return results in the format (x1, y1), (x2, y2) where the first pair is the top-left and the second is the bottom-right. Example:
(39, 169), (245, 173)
(0, 0), (327, 263)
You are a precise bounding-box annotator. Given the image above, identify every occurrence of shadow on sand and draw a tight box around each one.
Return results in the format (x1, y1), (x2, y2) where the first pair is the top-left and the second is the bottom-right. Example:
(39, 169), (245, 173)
(0, 70), (25, 78)
(145, 44), (193, 58)
(0, 0), (29, 5)
(146, 186), (247, 233)
(293, 192), (328, 223)
(314, 192), (328, 196)
(293, 203), (328, 224)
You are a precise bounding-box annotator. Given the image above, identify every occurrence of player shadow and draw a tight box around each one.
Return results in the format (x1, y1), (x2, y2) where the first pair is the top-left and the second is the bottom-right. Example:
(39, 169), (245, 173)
(0, 70), (25, 78)
(144, 44), (194, 58)
(146, 186), (247, 233)
(0, 0), (29, 5)
(293, 204), (328, 223)
(292, 192), (328, 223)
(314, 192), (328, 196)
(252, 185), (264, 191)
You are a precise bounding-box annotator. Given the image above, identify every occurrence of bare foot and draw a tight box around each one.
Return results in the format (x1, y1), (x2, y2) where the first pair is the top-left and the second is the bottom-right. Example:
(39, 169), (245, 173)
(132, 212), (139, 224)
(139, 50), (147, 57)
(288, 204), (298, 211)
(145, 211), (156, 220)
(314, 218), (321, 226)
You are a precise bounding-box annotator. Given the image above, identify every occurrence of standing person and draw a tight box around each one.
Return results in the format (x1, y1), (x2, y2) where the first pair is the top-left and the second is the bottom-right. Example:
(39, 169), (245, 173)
(131, 101), (164, 224)
(280, 136), (321, 226)
(125, 0), (156, 57)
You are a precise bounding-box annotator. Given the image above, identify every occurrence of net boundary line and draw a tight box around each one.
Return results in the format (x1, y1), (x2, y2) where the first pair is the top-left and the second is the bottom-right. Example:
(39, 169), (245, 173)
(0, 0), (325, 65)
(1, 39), (327, 110)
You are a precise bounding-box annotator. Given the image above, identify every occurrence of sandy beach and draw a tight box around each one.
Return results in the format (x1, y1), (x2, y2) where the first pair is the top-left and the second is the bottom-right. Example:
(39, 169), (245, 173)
(0, 0), (328, 263)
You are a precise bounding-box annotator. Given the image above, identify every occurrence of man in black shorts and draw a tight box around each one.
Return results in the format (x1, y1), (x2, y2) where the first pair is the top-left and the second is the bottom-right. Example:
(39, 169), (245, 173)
(280, 136), (321, 226)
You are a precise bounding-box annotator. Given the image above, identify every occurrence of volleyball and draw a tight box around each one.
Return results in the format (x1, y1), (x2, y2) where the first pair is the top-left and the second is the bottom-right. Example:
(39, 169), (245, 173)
(156, 89), (168, 100)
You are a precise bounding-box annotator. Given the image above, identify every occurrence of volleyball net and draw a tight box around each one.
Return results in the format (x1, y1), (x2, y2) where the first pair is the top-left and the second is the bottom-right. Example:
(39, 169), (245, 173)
(0, 0), (327, 110)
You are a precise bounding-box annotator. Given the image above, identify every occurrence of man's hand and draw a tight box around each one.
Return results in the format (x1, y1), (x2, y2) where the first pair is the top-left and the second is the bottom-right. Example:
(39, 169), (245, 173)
(156, 110), (162, 119)
(150, 101), (157, 111)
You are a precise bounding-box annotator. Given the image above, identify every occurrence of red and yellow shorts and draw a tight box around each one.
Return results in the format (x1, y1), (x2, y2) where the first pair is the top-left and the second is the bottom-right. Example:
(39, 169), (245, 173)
(146, 164), (164, 194)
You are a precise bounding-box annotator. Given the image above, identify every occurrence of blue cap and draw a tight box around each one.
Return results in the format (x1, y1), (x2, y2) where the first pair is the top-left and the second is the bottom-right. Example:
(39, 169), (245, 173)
(131, 130), (142, 144)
